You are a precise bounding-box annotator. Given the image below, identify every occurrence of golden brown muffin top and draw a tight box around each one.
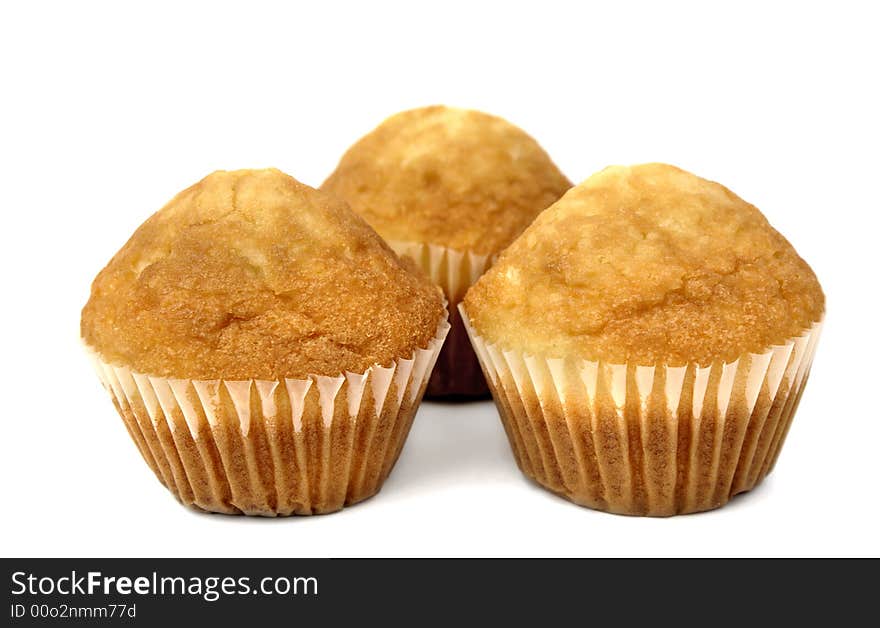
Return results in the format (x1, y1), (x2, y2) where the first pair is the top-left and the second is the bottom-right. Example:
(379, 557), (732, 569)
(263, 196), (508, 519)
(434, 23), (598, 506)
(82, 169), (445, 380)
(464, 163), (825, 366)
(321, 106), (572, 255)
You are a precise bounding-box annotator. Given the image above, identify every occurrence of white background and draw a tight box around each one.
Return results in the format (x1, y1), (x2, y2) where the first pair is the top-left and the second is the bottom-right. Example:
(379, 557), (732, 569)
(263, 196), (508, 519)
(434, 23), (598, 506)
(1, 1), (877, 558)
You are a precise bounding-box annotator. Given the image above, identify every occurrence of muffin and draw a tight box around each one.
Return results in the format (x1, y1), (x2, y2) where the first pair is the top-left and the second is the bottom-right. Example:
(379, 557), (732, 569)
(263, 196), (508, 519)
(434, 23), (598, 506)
(322, 106), (571, 397)
(82, 168), (449, 515)
(462, 163), (824, 516)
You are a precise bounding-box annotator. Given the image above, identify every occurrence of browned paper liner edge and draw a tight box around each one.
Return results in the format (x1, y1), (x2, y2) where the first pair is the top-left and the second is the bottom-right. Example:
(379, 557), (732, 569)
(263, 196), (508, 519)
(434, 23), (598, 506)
(86, 311), (450, 516)
(459, 303), (822, 516)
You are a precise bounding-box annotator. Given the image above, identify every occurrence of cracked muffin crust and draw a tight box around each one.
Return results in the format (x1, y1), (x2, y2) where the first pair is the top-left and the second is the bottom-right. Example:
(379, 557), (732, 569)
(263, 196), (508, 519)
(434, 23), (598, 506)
(321, 105), (572, 256)
(81, 168), (445, 379)
(464, 163), (825, 366)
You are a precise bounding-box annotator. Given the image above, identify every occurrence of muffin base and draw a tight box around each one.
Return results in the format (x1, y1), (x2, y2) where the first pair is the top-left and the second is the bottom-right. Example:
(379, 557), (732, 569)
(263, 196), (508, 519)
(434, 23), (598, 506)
(461, 305), (822, 516)
(88, 314), (450, 516)
(389, 240), (493, 399)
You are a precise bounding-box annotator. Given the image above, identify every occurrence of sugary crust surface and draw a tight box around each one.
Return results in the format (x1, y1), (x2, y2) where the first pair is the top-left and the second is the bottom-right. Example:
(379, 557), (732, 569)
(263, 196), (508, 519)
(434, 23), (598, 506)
(321, 106), (571, 255)
(82, 169), (445, 379)
(464, 163), (825, 366)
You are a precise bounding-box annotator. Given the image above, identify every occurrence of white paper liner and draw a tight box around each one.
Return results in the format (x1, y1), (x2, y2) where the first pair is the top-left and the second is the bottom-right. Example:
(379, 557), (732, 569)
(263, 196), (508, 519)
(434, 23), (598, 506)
(390, 240), (494, 397)
(87, 313), (450, 516)
(460, 304), (823, 516)
(388, 240), (493, 305)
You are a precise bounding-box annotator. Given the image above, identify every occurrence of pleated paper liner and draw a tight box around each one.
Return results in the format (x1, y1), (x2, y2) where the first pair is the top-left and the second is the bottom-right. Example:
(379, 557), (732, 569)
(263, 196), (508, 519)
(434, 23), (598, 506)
(87, 313), (450, 516)
(389, 240), (493, 398)
(460, 305), (823, 516)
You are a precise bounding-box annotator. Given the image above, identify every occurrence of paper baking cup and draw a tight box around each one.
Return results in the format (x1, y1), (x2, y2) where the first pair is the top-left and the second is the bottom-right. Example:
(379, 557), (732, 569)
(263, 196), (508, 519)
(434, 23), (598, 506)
(390, 240), (493, 398)
(86, 314), (450, 516)
(460, 305), (823, 516)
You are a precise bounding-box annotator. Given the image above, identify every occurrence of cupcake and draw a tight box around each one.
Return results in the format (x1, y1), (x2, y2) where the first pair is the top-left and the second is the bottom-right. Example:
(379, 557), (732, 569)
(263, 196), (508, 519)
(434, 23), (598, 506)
(461, 163), (824, 516)
(322, 106), (571, 398)
(82, 169), (449, 515)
